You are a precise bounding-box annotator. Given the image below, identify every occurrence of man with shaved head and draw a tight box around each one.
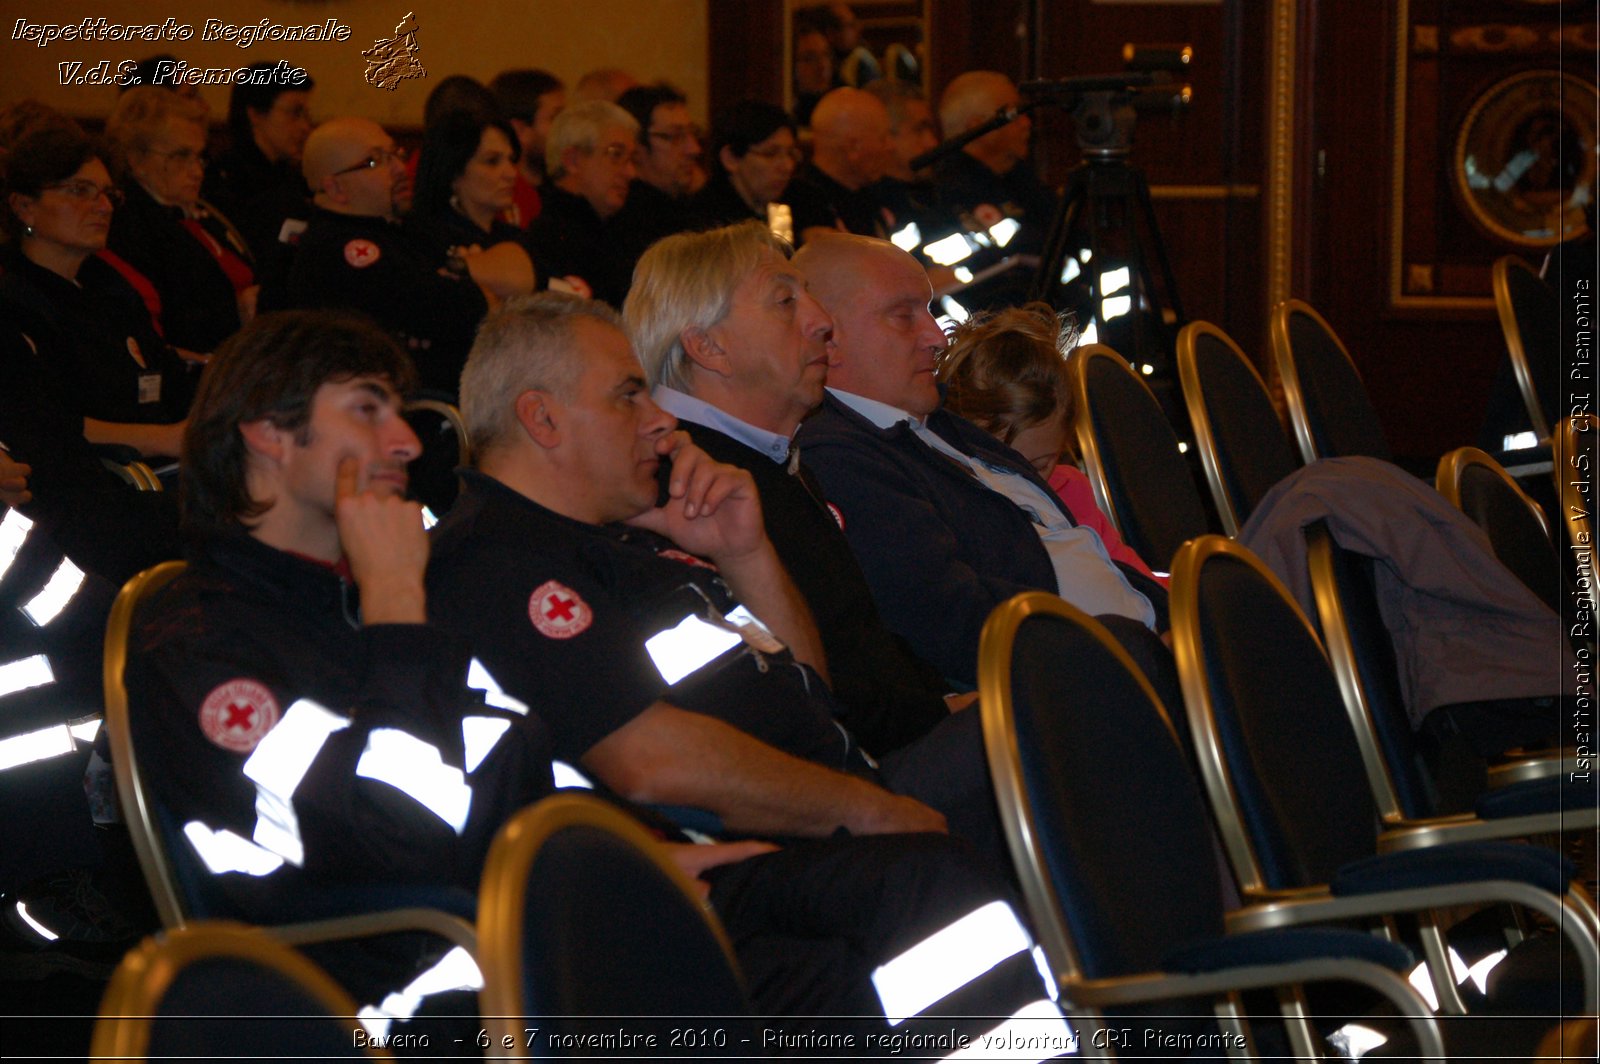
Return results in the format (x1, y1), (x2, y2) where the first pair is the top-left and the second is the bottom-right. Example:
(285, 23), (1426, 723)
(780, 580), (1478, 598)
(787, 86), (893, 243)
(933, 71), (1055, 251)
(279, 117), (491, 395)
(793, 233), (1174, 696)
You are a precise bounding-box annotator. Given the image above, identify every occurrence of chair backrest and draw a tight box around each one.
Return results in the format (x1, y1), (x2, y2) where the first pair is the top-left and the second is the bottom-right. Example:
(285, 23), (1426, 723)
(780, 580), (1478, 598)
(978, 592), (1225, 1033)
(1171, 536), (1380, 894)
(99, 456), (163, 491)
(1435, 446), (1562, 613)
(477, 793), (754, 1051)
(403, 399), (471, 520)
(1304, 523), (1438, 822)
(1269, 299), (1391, 464)
(1176, 321), (1302, 534)
(91, 920), (387, 1061)
(1067, 342), (1211, 570)
(103, 560), (196, 929)
(1492, 255), (1560, 442)
(1554, 416), (1597, 615)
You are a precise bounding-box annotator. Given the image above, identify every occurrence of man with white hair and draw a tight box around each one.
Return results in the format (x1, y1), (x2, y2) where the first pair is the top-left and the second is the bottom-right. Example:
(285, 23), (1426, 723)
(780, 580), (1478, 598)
(624, 221), (966, 757)
(522, 100), (640, 306)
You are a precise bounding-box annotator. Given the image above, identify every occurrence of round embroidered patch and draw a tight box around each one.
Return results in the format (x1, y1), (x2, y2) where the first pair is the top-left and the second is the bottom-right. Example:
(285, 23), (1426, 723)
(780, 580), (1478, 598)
(529, 580), (593, 639)
(973, 203), (1004, 228)
(657, 548), (719, 572)
(827, 502), (845, 531)
(344, 238), (382, 268)
(198, 678), (281, 753)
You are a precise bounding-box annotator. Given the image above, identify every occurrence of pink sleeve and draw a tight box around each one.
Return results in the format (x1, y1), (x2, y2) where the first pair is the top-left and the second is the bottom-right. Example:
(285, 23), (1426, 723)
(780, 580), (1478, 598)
(1047, 465), (1170, 585)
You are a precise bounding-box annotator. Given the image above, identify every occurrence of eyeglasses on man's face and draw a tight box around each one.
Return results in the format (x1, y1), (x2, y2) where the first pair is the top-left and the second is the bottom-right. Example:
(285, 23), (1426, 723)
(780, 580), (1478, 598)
(648, 127), (698, 148)
(333, 145), (407, 177)
(589, 142), (634, 164)
(42, 180), (125, 206)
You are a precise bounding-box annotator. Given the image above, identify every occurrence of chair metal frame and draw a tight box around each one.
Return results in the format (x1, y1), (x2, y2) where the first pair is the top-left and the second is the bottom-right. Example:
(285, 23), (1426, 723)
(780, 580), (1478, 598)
(1492, 255), (1556, 443)
(102, 562), (477, 951)
(99, 456), (162, 491)
(1170, 536), (1600, 1016)
(476, 793), (747, 1057)
(1435, 444), (1566, 615)
(1268, 298), (1379, 464)
(1305, 523), (1594, 827)
(91, 919), (390, 1061)
(1176, 319), (1293, 536)
(402, 399), (472, 463)
(978, 591), (1448, 1060)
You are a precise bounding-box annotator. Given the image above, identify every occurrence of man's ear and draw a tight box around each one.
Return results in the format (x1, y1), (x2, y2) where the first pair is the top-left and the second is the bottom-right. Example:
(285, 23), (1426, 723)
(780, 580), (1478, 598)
(680, 325), (733, 379)
(513, 389), (560, 448)
(238, 418), (287, 465)
(719, 145), (739, 175)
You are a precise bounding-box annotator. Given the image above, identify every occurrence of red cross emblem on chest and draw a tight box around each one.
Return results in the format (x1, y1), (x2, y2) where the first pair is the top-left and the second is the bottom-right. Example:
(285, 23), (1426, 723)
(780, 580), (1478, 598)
(529, 580), (593, 639)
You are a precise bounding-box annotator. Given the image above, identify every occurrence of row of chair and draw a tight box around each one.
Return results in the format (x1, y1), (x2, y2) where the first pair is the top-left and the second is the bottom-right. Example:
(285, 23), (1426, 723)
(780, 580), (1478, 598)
(91, 794), (744, 1061)
(91, 526), (1596, 1059)
(980, 535), (1597, 1058)
(1070, 299), (1592, 625)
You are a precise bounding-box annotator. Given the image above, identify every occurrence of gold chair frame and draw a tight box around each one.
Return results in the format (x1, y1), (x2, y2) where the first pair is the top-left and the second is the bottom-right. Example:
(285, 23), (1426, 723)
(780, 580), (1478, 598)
(91, 919), (390, 1061)
(978, 591), (1447, 1059)
(476, 792), (745, 1056)
(1491, 255), (1555, 444)
(1268, 298), (1370, 465)
(1170, 536), (1599, 1016)
(1176, 320), (1284, 536)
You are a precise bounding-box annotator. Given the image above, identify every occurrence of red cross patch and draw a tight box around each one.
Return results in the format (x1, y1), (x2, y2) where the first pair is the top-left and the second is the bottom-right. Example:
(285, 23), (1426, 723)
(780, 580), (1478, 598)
(529, 580), (593, 639)
(344, 238), (381, 268)
(973, 203), (1004, 229)
(198, 678), (280, 753)
(657, 548), (719, 573)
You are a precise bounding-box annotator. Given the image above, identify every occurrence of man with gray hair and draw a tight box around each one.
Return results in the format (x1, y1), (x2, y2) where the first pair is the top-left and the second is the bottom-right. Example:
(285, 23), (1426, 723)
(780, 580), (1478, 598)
(521, 100), (639, 306)
(425, 291), (1069, 1039)
(624, 221), (966, 757)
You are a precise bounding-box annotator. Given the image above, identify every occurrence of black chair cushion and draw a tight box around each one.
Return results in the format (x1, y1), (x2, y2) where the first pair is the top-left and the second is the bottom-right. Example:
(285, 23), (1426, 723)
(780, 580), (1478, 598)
(1084, 357), (1211, 568)
(1193, 333), (1300, 524)
(146, 956), (364, 1058)
(1285, 313), (1391, 461)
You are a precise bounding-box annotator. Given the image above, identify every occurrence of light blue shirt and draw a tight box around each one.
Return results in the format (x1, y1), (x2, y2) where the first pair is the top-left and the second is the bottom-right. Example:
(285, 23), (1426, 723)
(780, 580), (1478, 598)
(654, 386), (794, 467)
(828, 388), (1157, 629)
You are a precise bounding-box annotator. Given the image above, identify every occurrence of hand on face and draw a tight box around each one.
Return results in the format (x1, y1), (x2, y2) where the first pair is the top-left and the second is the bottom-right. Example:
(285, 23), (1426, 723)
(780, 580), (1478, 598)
(334, 454), (428, 622)
(623, 431), (767, 564)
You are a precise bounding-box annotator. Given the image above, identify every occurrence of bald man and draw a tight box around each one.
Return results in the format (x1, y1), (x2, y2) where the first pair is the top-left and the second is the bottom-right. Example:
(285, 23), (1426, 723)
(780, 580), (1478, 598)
(932, 71), (1055, 254)
(788, 87), (894, 244)
(793, 233), (1173, 694)
(279, 117), (490, 396)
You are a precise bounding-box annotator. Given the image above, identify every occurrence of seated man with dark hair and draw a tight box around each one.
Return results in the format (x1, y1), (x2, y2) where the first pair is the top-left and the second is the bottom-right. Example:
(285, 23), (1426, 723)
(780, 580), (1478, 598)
(125, 309), (550, 1031)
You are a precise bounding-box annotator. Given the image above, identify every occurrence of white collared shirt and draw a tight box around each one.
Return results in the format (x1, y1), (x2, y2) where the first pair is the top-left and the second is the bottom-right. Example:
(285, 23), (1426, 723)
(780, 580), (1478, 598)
(654, 386), (795, 466)
(828, 388), (1156, 629)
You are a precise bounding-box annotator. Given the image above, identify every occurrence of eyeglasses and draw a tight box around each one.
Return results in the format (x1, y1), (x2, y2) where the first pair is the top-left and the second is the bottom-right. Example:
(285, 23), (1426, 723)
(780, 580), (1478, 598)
(648, 127), (698, 147)
(41, 180), (125, 206)
(592, 143), (633, 163)
(746, 145), (804, 164)
(333, 146), (407, 177)
(151, 147), (205, 167)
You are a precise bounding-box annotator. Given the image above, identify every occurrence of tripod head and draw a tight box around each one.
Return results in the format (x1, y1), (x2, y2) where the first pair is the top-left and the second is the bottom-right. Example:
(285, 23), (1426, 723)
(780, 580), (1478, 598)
(1020, 73), (1191, 162)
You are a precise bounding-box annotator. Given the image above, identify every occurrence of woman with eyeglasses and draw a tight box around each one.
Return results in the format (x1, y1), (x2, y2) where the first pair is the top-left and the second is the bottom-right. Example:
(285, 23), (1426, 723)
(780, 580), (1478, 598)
(0, 125), (191, 460)
(105, 87), (257, 356)
(690, 101), (801, 235)
(406, 109), (536, 299)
